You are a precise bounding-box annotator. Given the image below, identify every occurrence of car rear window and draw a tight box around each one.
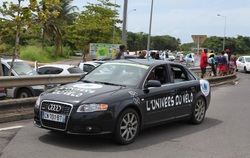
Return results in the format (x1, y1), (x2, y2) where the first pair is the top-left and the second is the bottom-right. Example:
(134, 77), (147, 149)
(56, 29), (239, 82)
(67, 67), (84, 74)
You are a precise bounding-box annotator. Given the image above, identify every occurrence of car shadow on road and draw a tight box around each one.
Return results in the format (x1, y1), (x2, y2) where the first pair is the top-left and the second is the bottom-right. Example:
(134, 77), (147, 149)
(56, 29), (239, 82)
(38, 117), (222, 152)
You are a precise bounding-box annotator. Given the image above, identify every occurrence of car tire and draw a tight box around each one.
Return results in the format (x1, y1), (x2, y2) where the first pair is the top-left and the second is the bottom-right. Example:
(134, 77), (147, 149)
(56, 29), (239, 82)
(114, 108), (140, 145)
(190, 97), (206, 124)
(244, 67), (248, 73)
(17, 89), (32, 98)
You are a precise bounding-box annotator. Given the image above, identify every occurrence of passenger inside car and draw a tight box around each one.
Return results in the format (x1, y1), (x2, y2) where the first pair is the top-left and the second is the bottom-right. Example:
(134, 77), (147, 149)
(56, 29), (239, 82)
(147, 71), (155, 81)
(171, 66), (187, 83)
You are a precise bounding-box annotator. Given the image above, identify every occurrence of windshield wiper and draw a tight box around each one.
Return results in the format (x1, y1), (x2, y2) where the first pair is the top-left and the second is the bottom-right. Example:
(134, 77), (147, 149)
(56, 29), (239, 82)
(94, 81), (126, 87)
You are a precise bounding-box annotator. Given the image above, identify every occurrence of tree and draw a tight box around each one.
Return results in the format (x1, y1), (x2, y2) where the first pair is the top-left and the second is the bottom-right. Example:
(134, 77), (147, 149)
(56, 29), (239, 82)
(64, 0), (121, 57)
(0, 0), (60, 75)
(37, 0), (78, 56)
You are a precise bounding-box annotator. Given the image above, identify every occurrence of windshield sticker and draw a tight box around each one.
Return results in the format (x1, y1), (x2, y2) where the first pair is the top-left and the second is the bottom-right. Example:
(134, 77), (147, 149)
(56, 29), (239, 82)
(200, 80), (210, 96)
(105, 63), (149, 69)
(146, 92), (193, 112)
(128, 91), (140, 105)
(73, 83), (103, 89)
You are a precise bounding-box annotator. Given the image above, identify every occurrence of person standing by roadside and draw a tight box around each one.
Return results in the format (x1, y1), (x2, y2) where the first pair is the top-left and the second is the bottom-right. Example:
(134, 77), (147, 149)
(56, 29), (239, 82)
(149, 51), (156, 59)
(208, 50), (217, 76)
(218, 51), (227, 76)
(224, 49), (230, 74)
(115, 44), (126, 59)
(138, 50), (146, 59)
(200, 48), (208, 78)
(229, 52), (237, 74)
(179, 53), (184, 63)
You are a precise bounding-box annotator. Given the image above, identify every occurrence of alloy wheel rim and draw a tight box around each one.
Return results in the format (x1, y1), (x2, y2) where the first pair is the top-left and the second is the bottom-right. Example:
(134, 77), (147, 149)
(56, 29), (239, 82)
(195, 99), (205, 122)
(120, 112), (138, 141)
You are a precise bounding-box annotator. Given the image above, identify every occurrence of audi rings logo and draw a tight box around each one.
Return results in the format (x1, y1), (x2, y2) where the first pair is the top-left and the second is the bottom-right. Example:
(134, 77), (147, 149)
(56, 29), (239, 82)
(48, 104), (62, 112)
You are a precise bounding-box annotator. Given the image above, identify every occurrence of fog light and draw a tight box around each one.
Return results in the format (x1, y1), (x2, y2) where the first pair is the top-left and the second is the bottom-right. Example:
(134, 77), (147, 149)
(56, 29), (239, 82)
(86, 126), (92, 132)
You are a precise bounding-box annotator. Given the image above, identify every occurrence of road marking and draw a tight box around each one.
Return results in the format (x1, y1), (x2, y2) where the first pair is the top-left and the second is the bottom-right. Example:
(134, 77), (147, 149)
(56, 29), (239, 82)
(0, 125), (23, 131)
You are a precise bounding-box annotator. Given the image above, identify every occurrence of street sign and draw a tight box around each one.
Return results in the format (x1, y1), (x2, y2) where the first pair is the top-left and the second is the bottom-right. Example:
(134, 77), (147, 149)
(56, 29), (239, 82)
(192, 35), (207, 46)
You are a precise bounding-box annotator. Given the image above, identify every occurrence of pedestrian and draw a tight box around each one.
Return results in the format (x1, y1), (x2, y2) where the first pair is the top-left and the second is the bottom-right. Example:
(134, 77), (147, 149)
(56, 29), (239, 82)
(179, 53), (184, 63)
(218, 51), (227, 76)
(199, 48), (208, 78)
(115, 44), (126, 59)
(149, 51), (156, 59)
(138, 50), (146, 59)
(224, 49), (230, 74)
(229, 52), (237, 74)
(208, 50), (217, 76)
(155, 52), (161, 60)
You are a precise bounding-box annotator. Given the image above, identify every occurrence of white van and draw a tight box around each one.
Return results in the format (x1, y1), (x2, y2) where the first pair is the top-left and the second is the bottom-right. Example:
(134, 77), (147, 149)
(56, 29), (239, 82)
(1, 58), (44, 98)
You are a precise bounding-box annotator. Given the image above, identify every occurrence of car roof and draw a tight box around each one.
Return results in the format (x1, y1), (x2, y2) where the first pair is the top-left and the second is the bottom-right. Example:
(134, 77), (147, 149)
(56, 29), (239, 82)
(38, 64), (77, 68)
(0, 58), (25, 62)
(83, 61), (104, 65)
(106, 59), (178, 67)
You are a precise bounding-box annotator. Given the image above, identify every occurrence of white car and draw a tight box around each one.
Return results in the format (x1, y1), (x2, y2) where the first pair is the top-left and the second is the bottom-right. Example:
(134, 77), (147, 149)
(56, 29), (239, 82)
(184, 53), (195, 63)
(236, 56), (250, 73)
(78, 61), (104, 74)
(160, 51), (175, 61)
(1, 58), (44, 98)
(37, 64), (85, 75)
(0, 88), (6, 100)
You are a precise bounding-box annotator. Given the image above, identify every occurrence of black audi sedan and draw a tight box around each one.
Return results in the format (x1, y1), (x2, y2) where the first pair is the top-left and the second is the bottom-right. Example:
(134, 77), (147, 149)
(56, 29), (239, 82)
(34, 59), (211, 145)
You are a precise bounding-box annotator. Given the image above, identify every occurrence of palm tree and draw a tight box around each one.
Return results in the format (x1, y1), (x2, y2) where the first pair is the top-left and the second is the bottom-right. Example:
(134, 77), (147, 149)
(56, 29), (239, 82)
(40, 0), (78, 56)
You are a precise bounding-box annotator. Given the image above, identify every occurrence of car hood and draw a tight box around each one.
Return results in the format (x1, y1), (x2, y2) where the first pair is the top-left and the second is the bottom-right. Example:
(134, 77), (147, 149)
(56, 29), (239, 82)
(41, 81), (126, 105)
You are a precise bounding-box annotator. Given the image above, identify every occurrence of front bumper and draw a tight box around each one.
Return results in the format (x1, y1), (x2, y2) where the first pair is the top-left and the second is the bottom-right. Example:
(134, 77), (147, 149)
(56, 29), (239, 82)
(34, 105), (116, 136)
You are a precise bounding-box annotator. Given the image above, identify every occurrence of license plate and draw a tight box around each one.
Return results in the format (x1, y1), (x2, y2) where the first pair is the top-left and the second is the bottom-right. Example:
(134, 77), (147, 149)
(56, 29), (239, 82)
(42, 111), (66, 123)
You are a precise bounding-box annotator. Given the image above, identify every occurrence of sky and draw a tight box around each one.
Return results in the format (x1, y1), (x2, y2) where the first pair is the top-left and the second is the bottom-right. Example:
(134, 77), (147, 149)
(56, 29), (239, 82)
(73, 0), (250, 44)
(2, 0), (250, 44)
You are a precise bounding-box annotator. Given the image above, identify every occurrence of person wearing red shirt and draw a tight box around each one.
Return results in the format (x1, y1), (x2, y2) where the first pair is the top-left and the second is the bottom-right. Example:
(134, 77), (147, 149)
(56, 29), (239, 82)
(200, 48), (208, 78)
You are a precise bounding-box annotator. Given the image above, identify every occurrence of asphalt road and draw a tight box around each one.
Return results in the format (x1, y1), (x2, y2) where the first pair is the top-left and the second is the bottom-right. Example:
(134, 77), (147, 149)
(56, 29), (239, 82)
(0, 72), (249, 158)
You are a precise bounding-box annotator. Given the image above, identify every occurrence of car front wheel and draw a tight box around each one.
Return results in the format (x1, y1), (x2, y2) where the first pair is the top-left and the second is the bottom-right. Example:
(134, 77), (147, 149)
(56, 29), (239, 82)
(114, 108), (140, 145)
(17, 89), (32, 98)
(190, 97), (206, 124)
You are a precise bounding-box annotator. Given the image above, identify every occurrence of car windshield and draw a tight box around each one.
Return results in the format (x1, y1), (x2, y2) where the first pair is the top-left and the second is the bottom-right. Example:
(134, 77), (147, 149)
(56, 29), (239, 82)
(8, 61), (38, 76)
(245, 57), (250, 62)
(82, 62), (150, 87)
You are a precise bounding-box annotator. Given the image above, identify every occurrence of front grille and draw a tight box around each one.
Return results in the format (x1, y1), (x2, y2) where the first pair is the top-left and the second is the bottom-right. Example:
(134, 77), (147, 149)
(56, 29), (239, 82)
(40, 100), (73, 131)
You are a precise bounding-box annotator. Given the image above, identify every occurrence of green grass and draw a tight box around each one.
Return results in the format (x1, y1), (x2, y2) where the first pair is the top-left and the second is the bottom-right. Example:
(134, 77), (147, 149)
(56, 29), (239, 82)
(19, 45), (72, 63)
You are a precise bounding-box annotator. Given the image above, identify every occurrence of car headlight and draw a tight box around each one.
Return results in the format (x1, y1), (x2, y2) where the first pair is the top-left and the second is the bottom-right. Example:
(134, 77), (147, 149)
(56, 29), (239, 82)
(77, 103), (108, 112)
(35, 96), (41, 108)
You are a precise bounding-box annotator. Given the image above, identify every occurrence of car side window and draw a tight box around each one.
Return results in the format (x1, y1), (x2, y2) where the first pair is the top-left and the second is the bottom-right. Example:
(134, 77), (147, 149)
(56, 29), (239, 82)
(2, 64), (14, 76)
(147, 65), (170, 84)
(39, 67), (63, 74)
(238, 57), (242, 62)
(170, 64), (191, 83)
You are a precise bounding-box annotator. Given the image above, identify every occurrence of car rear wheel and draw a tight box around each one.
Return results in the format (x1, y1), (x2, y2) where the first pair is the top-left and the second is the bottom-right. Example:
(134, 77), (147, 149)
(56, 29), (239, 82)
(17, 89), (32, 98)
(244, 67), (248, 73)
(190, 97), (206, 124)
(114, 108), (140, 145)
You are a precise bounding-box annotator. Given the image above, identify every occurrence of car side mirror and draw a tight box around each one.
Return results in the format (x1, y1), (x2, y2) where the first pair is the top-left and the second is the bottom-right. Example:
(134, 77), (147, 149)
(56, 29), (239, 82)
(146, 80), (161, 88)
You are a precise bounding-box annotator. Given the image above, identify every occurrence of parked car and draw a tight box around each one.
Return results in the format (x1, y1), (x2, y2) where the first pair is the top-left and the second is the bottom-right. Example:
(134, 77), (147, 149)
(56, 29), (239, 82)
(0, 88), (7, 100)
(1, 58), (44, 98)
(236, 56), (250, 73)
(78, 61), (104, 74)
(34, 59), (211, 145)
(159, 51), (175, 61)
(37, 64), (85, 75)
(184, 53), (195, 63)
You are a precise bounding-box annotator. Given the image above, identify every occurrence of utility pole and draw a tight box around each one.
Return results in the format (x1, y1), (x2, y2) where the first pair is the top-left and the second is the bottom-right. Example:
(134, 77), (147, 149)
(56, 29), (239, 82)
(121, 0), (128, 45)
(147, 0), (154, 53)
